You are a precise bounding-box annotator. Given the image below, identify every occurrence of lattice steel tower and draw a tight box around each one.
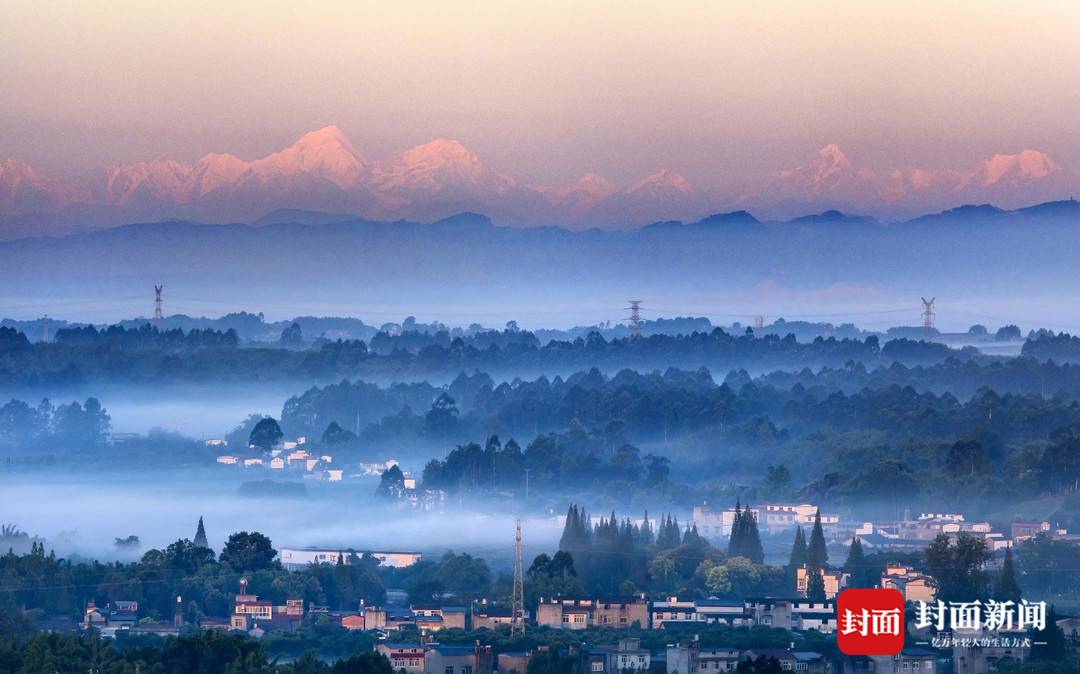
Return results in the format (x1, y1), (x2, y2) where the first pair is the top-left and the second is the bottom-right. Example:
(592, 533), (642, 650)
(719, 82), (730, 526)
(626, 300), (643, 339)
(511, 519), (525, 635)
(154, 285), (164, 321)
(921, 297), (936, 338)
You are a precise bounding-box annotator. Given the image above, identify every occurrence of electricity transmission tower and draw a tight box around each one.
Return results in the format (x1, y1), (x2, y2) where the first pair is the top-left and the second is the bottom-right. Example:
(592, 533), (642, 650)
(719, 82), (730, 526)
(626, 300), (643, 339)
(511, 519), (525, 635)
(154, 285), (164, 321)
(921, 297), (936, 338)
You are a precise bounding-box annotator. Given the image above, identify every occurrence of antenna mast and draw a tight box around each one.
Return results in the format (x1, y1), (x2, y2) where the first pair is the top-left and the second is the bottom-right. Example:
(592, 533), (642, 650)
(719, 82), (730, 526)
(511, 519), (525, 636)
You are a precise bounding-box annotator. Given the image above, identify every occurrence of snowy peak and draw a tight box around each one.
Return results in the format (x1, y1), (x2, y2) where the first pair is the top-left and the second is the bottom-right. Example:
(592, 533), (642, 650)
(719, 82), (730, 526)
(544, 172), (616, 213)
(105, 159), (194, 204)
(0, 159), (77, 214)
(192, 153), (251, 195)
(625, 168), (694, 197)
(374, 138), (516, 195)
(770, 143), (870, 199)
(974, 149), (1060, 186)
(815, 143), (852, 170)
(251, 125), (367, 189)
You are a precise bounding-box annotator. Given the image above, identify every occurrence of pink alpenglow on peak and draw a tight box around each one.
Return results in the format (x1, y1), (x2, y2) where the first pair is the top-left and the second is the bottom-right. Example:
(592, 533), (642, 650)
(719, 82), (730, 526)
(373, 138), (517, 196)
(974, 150), (1060, 186)
(624, 168), (694, 197)
(544, 173), (617, 214)
(0, 127), (1077, 228)
(249, 125), (368, 189)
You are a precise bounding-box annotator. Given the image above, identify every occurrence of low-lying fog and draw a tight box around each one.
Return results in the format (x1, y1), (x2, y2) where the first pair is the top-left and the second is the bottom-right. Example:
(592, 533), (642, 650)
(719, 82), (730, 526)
(101, 390), (291, 438)
(1, 472), (563, 568)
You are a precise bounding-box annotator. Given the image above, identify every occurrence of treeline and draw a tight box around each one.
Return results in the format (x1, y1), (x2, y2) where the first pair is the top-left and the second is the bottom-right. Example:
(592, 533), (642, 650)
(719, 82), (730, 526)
(0, 325), (965, 387)
(0, 630), (393, 674)
(0, 397), (110, 451)
(54, 323), (240, 350)
(290, 366), (1080, 460)
(0, 529), (385, 626)
(414, 432), (676, 504)
(758, 355), (1080, 398)
(1023, 331), (1080, 363)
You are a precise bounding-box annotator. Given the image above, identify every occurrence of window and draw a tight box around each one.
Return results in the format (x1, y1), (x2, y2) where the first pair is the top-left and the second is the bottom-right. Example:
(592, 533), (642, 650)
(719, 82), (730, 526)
(464, 666), (473, 674)
(445, 667), (454, 674)
(592, 663), (604, 672)
(913, 663), (921, 670)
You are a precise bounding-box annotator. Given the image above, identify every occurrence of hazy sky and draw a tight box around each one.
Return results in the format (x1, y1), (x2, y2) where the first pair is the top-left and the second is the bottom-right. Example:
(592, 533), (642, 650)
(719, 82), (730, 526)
(2, 0), (1079, 185)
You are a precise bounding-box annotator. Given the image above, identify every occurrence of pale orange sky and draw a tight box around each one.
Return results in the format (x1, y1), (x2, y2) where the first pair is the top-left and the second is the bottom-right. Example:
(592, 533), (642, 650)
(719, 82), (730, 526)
(1, 0), (1078, 185)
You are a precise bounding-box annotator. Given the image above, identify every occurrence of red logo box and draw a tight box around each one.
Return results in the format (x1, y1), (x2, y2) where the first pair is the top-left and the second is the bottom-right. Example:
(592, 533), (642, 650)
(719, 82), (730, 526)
(837, 588), (906, 656)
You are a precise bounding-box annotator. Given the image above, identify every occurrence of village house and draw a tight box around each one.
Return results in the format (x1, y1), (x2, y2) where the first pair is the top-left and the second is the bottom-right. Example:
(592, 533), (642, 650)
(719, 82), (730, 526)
(744, 599), (836, 633)
(376, 643), (426, 674)
(412, 605), (467, 632)
(692, 502), (840, 539)
(795, 566), (847, 599)
(472, 605), (514, 630)
(423, 643), (493, 674)
(230, 578), (304, 633)
(741, 649), (798, 672)
(535, 597), (648, 630)
(951, 631), (1028, 674)
(879, 564), (936, 603)
(1010, 520), (1051, 542)
(498, 651), (531, 674)
(650, 597), (748, 628)
(584, 638), (651, 673)
(666, 642), (741, 674)
(279, 547), (422, 570)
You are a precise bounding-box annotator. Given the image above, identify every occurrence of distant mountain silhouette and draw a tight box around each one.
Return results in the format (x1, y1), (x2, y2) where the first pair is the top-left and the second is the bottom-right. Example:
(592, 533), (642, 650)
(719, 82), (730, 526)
(3, 199), (1078, 327)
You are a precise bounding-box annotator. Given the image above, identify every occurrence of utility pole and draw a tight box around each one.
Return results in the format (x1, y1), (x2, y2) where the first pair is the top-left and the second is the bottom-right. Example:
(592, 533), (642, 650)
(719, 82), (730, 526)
(626, 300), (643, 339)
(511, 519), (525, 636)
(154, 285), (164, 321)
(41, 314), (49, 343)
(754, 315), (764, 337)
(921, 297), (936, 339)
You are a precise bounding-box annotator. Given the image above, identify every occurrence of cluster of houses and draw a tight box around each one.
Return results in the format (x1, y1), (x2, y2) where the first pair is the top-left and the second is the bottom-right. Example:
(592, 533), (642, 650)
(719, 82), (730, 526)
(371, 637), (1025, 674)
(82, 575), (1047, 674)
(213, 437), (346, 481)
(83, 598), (187, 638)
(692, 503), (1076, 552)
(211, 439), (445, 508)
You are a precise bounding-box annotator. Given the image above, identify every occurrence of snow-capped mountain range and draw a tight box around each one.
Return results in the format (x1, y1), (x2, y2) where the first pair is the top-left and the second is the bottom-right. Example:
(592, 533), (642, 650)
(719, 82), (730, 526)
(2, 126), (1077, 237)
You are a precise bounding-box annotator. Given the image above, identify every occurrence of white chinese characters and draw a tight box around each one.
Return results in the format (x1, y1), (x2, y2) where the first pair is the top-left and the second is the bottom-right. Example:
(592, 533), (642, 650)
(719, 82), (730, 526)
(840, 608), (903, 637)
(914, 600), (1045, 632)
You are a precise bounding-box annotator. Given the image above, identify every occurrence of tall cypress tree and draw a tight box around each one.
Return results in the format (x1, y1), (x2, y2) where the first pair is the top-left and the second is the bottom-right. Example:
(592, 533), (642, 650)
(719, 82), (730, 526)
(639, 511), (655, 546)
(728, 503), (764, 563)
(194, 516), (209, 550)
(807, 511), (828, 570)
(744, 511), (764, 563)
(806, 567), (827, 601)
(1032, 605), (1066, 661)
(788, 526), (807, 570)
(844, 537), (868, 588)
(728, 500), (745, 557)
(994, 546), (1022, 602)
